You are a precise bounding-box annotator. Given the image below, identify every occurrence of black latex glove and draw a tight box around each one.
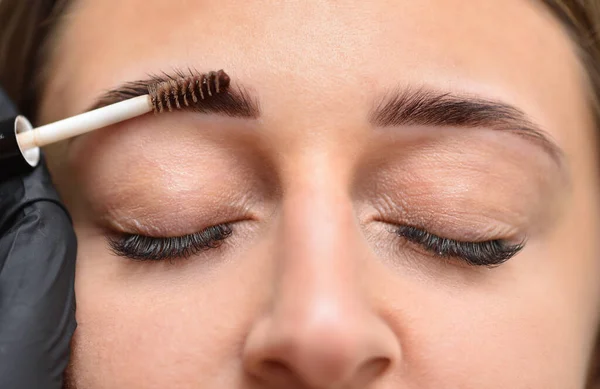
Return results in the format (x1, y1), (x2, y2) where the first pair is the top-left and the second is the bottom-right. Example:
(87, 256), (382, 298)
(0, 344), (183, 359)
(0, 89), (77, 389)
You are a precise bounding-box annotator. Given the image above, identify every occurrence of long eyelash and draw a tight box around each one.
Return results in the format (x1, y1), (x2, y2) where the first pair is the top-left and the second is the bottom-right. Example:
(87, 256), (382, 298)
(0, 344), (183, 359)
(109, 224), (233, 261)
(396, 226), (524, 267)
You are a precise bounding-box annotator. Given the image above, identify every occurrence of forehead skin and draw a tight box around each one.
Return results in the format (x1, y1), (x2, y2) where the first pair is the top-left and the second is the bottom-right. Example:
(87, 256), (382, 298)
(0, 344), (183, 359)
(39, 0), (600, 388)
(41, 0), (591, 133)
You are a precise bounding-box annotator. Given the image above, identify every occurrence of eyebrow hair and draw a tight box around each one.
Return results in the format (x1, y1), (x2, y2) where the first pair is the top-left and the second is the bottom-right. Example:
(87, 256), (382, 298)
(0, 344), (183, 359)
(370, 87), (564, 164)
(88, 69), (260, 118)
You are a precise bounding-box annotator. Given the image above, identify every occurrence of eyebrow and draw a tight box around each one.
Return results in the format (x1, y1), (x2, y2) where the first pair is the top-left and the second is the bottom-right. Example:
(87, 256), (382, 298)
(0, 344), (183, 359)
(90, 75), (564, 169)
(370, 87), (564, 164)
(87, 69), (260, 118)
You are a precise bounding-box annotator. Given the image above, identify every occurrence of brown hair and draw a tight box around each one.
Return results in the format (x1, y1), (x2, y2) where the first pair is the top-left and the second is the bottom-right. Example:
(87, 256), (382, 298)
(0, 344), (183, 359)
(542, 1), (600, 118)
(0, 0), (599, 386)
(0, 0), (70, 120)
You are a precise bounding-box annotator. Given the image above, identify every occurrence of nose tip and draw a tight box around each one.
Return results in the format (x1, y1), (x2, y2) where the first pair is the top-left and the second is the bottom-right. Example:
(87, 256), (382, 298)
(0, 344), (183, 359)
(243, 301), (399, 388)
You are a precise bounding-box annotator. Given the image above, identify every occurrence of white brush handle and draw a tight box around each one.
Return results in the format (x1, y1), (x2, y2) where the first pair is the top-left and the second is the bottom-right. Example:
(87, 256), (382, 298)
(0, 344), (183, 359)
(17, 95), (152, 150)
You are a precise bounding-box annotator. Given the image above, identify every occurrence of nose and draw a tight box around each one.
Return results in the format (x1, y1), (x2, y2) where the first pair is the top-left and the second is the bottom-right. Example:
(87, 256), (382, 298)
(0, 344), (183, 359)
(242, 183), (401, 388)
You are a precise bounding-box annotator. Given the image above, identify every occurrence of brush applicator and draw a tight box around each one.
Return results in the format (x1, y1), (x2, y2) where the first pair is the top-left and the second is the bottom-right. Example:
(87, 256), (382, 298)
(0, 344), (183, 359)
(0, 70), (230, 180)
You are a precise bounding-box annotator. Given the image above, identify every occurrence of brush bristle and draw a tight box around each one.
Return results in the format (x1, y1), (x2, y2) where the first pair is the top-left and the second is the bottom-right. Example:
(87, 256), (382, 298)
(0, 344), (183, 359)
(148, 69), (231, 114)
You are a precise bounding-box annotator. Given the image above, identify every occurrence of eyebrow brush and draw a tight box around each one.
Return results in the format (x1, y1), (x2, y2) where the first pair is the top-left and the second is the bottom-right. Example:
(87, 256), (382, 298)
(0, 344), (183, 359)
(0, 70), (230, 179)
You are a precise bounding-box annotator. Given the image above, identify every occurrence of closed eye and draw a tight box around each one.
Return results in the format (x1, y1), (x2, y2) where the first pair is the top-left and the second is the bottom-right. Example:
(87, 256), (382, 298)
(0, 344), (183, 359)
(396, 225), (525, 267)
(108, 224), (233, 261)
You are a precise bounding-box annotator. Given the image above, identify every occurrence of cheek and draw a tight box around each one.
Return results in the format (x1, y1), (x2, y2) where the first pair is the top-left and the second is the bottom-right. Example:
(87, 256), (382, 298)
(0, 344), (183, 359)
(370, 257), (589, 388)
(69, 227), (272, 388)
(411, 302), (584, 387)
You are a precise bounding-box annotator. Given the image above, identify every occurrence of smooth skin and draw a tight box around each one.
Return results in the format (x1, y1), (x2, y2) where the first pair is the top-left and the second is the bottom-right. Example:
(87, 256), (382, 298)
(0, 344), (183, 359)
(39, 0), (600, 388)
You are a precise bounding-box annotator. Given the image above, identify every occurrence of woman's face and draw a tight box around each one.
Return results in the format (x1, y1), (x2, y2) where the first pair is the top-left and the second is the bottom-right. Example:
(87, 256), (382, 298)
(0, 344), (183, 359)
(40, 0), (600, 388)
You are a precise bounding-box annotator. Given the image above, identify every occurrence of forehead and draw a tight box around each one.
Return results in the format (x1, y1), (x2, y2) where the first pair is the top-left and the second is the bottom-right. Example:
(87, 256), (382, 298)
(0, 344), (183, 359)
(42, 0), (587, 137)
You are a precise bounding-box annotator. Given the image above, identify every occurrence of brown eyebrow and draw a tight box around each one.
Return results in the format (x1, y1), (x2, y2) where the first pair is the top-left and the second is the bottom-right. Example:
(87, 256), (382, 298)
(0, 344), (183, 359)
(88, 70), (260, 118)
(370, 87), (565, 165)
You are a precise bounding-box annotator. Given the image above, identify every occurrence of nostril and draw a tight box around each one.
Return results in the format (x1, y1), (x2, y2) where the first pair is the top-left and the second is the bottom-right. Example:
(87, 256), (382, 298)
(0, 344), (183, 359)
(257, 359), (295, 381)
(255, 356), (392, 387)
(263, 359), (289, 373)
(354, 357), (391, 385)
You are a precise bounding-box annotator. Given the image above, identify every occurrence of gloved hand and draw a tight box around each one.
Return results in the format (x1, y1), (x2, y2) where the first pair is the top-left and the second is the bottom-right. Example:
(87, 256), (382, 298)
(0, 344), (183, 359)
(0, 88), (77, 389)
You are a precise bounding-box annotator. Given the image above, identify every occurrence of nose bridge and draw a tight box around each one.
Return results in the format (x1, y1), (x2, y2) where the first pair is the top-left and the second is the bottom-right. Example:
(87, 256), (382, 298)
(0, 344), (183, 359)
(275, 162), (360, 315)
(274, 172), (373, 377)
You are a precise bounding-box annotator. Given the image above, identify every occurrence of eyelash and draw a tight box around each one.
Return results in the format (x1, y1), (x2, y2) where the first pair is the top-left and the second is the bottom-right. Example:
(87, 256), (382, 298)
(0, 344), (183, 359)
(395, 225), (524, 267)
(109, 224), (233, 261)
(109, 222), (523, 267)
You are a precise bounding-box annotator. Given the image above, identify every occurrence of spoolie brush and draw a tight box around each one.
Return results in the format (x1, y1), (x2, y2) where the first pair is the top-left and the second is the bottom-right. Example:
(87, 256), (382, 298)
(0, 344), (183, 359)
(148, 70), (229, 114)
(13, 69), (230, 152)
(0, 69), (230, 180)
